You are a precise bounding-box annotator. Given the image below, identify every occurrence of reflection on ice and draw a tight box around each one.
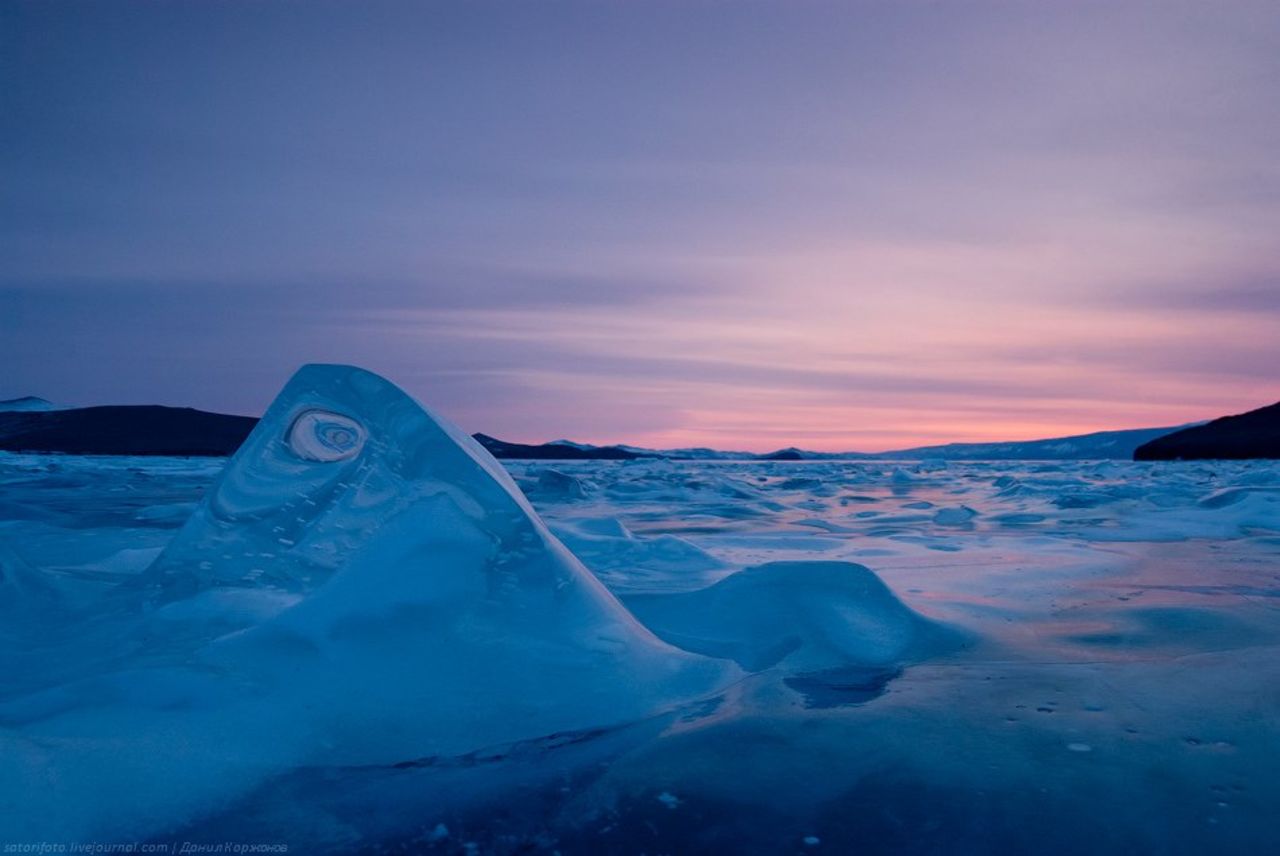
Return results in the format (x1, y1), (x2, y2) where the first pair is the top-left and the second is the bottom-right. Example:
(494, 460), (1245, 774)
(783, 665), (902, 709)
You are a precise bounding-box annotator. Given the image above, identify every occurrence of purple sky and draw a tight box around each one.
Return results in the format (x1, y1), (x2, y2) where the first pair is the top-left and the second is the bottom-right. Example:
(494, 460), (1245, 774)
(3, 1), (1278, 451)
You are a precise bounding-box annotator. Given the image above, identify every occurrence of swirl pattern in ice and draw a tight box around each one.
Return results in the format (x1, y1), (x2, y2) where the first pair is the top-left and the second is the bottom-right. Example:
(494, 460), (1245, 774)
(286, 409), (365, 462)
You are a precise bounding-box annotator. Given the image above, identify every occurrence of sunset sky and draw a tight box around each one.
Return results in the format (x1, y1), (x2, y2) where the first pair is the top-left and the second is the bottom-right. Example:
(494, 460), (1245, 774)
(3, 1), (1278, 451)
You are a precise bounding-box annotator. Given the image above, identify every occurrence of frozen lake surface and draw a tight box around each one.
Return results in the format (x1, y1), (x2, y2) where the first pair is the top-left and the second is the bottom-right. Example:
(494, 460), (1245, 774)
(2, 450), (1279, 854)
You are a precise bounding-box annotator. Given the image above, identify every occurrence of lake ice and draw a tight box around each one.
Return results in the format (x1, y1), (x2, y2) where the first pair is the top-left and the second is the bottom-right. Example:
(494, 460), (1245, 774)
(0, 368), (1277, 854)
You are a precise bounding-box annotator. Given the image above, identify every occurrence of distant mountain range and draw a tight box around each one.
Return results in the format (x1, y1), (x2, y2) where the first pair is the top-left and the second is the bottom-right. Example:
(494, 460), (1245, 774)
(472, 434), (641, 461)
(1134, 400), (1280, 460)
(547, 440), (862, 461)
(879, 425), (1199, 461)
(1, 397), (1270, 460)
(547, 425), (1195, 461)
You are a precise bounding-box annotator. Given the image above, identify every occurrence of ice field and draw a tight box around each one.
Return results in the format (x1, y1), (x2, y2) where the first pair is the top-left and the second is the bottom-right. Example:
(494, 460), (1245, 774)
(1, 367), (1278, 854)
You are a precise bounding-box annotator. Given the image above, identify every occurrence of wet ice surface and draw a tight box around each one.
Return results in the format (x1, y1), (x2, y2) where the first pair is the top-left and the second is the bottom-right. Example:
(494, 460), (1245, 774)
(3, 452), (1280, 854)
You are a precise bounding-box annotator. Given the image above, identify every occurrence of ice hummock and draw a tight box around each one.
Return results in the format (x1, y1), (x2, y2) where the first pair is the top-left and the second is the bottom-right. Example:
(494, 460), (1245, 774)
(626, 560), (966, 672)
(0, 365), (744, 841)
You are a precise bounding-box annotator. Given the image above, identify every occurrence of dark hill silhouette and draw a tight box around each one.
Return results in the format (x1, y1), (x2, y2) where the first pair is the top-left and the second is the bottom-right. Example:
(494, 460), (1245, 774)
(0, 406), (257, 456)
(471, 434), (644, 460)
(1134, 401), (1280, 460)
(3, 401), (1238, 461)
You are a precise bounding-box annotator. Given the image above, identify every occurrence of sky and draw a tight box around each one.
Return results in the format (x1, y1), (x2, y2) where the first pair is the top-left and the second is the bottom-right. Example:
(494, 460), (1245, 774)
(2, 1), (1278, 452)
